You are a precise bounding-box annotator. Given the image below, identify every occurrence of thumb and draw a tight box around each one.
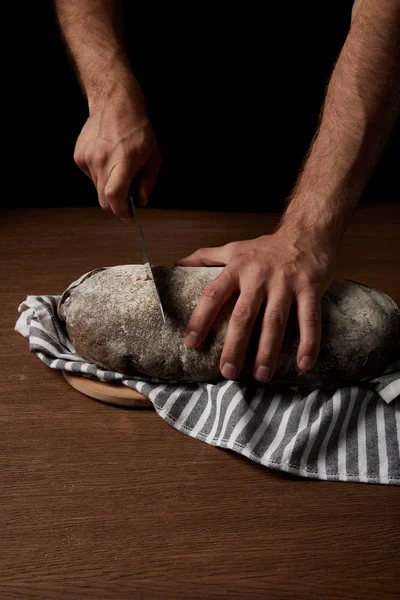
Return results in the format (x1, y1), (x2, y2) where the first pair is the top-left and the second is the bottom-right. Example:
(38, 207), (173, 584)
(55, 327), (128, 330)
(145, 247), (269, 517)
(175, 246), (229, 267)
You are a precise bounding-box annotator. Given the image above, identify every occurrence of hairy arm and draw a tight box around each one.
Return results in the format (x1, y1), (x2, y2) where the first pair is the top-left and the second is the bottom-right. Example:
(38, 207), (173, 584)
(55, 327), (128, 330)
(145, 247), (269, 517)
(54, 0), (140, 111)
(54, 0), (161, 217)
(178, 0), (400, 383)
(281, 0), (400, 246)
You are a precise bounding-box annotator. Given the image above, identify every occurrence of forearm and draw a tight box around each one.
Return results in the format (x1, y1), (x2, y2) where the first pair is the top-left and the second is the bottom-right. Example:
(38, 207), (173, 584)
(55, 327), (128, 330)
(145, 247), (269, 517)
(282, 0), (400, 247)
(54, 0), (144, 114)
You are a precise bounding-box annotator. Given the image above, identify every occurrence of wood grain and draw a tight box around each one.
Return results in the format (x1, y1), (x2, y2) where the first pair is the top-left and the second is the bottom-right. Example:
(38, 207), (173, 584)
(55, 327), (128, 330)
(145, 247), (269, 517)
(1, 205), (399, 600)
(62, 372), (152, 408)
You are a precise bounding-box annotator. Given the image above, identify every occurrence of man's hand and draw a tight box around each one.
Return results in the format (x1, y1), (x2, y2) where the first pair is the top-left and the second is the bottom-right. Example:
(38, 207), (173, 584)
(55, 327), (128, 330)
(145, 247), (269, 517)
(176, 230), (336, 382)
(53, 0), (162, 218)
(177, 0), (399, 384)
(74, 91), (161, 219)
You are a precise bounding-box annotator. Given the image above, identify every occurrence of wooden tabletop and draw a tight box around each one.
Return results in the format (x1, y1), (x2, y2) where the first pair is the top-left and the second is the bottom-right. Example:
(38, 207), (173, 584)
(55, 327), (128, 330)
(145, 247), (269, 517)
(1, 204), (399, 599)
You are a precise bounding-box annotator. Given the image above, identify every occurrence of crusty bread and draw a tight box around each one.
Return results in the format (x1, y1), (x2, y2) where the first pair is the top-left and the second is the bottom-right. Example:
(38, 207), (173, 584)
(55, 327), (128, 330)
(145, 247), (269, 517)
(58, 265), (400, 385)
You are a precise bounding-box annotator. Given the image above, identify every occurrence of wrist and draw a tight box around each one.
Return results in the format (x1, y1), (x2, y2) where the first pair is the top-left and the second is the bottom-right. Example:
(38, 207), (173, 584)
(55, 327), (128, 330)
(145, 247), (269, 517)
(85, 60), (146, 118)
(279, 193), (346, 251)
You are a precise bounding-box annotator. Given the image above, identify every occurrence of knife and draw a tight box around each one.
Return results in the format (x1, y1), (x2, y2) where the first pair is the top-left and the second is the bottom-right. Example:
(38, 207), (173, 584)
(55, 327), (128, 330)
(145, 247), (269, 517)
(129, 194), (166, 324)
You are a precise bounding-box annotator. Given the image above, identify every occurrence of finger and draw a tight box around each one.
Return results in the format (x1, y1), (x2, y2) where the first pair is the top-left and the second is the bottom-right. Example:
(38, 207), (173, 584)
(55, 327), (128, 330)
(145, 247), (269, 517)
(295, 286), (322, 371)
(176, 245), (231, 267)
(73, 145), (92, 180)
(84, 159), (103, 206)
(137, 150), (162, 207)
(184, 268), (237, 349)
(253, 288), (293, 383)
(220, 286), (265, 380)
(96, 176), (111, 212)
(78, 160), (92, 181)
(105, 160), (142, 219)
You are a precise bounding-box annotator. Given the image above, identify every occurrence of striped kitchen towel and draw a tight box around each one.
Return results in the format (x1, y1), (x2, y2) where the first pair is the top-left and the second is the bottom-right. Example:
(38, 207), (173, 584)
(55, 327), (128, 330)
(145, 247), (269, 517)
(16, 295), (400, 486)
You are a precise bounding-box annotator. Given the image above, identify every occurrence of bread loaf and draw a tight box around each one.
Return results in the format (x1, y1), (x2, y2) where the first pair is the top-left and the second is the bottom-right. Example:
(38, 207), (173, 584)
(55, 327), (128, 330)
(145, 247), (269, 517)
(58, 265), (400, 385)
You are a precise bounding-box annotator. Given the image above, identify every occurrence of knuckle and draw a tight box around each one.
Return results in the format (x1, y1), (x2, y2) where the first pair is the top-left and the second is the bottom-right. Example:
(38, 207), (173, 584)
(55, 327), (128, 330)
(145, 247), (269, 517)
(126, 147), (141, 164)
(202, 283), (221, 301)
(249, 262), (266, 281)
(133, 128), (147, 147)
(73, 150), (84, 167)
(98, 196), (110, 210)
(256, 352), (276, 367)
(265, 309), (285, 327)
(282, 266), (298, 282)
(105, 184), (124, 203)
(92, 148), (108, 168)
(302, 310), (320, 326)
(228, 254), (244, 271)
(296, 279), (319, 296)
(221, 345), (241, 363)
(247, 248), (258, 261)
(225, 240), (239, 254)
(233, 304), (253, 325)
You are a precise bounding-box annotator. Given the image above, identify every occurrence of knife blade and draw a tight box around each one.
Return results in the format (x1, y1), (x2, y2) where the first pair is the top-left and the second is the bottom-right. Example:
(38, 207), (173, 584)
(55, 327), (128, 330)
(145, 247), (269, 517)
(129, 195), (166, 324)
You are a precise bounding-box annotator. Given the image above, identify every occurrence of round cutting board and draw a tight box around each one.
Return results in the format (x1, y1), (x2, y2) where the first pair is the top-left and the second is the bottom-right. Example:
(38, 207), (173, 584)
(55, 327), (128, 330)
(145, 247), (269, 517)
(63, 371), (154, 408)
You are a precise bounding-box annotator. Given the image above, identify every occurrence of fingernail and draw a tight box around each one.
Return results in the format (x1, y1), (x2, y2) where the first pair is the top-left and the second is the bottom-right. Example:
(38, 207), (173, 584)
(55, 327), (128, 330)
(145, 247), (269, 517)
(185, 331), (199, 347)
(255, 365), (271, 382)
(300, 356), (313, 371)
(221, 362), (237, 380)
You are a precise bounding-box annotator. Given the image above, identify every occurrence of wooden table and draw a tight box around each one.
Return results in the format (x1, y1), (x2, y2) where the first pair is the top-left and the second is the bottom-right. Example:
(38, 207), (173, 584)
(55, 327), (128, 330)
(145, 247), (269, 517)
(1, 205), (399, 599)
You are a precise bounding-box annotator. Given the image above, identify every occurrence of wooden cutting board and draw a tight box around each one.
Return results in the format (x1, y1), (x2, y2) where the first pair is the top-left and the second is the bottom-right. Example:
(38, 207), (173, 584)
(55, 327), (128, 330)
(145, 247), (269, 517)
(63, 372), (154, 408)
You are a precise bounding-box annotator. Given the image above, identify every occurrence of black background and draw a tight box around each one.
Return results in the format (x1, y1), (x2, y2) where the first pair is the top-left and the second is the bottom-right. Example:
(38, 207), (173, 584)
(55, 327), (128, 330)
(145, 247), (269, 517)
(15, 1), (399, 212)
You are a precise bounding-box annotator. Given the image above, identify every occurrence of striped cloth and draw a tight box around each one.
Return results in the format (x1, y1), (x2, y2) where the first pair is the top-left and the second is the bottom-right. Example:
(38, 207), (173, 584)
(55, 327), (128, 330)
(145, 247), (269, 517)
(16, 295), (400, 486)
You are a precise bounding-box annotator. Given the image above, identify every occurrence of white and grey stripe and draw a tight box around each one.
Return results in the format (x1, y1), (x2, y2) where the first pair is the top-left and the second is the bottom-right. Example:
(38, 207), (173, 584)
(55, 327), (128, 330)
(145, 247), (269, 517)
(16, 295), (400, 486)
